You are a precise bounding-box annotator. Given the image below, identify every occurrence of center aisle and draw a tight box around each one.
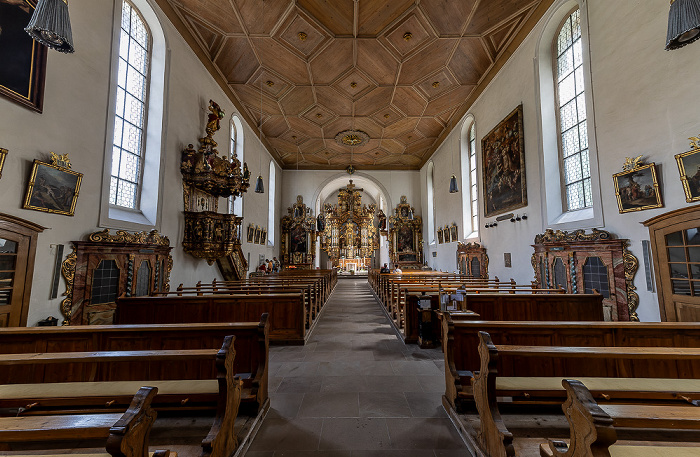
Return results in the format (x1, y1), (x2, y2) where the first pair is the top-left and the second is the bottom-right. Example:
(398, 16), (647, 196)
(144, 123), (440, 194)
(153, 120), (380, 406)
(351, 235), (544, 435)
(246, 278), (467, 457)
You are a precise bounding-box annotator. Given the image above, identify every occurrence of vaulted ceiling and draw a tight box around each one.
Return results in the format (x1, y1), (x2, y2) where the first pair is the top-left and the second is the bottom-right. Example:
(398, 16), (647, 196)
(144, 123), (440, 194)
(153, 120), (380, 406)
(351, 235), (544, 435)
(156, 0), (553, 170)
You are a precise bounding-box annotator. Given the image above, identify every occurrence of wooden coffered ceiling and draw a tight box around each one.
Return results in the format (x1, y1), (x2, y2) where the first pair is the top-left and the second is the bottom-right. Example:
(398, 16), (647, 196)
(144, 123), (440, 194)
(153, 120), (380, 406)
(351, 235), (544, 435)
(156, 0), (554, 170)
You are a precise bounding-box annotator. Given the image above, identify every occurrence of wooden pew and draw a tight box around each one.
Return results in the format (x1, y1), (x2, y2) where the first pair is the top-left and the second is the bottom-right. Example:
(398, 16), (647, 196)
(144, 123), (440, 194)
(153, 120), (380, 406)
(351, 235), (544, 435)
(0, 338), (242, 457)
(0, 318), (269, 416)
(441, 319), (700, 412)
(0, 386), (170, 457)
(115, 292), (308, 344)
(471, 332), (700, 457)
(540, 379), (700, 457)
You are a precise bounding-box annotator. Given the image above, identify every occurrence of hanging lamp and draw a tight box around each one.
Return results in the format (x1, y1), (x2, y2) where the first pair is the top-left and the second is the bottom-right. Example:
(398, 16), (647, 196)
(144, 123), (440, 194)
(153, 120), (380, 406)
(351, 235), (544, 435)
(666, 0), (700, 50)
(449, 175), (459, 193)
(25, 0), (75, 53)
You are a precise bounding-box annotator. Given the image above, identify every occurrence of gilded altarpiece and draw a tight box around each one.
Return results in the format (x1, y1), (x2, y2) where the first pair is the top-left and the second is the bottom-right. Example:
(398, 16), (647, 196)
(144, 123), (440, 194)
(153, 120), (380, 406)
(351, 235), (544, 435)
(321, 181), (378, 271)
(388, 196), (423, 269)
(281, 196), (317, 269)
(457, 242), (489, 278)
(531, 229), (639, 321)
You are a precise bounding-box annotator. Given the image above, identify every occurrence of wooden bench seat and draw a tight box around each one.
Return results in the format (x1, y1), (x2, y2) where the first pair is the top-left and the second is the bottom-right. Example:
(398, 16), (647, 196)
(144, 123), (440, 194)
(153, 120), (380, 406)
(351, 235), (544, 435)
(0, 386), (169, 457)
(539, 379), (700, 457)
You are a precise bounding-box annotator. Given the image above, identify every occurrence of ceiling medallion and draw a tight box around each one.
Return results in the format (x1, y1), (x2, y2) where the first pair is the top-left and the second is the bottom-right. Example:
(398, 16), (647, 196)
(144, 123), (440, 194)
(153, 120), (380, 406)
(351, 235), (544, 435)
(350, 81), (358, 88)
(298, 32), (308, 41)
(432, 81), (440, 88)
(403, 32), (412, 41)
(335, 130), (370, 148)
(265, 80), (274, 87)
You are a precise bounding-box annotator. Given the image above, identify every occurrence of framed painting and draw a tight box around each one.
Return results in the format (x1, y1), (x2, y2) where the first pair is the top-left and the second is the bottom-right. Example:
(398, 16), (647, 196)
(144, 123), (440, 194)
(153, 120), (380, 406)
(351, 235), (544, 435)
(290, 225), (307, 253)
(0, 0), (47, 112)
(613, 158), (662, 213)
(450, 224), (458, 243)
(0, 148), (7, 179)
(254, 226), (261, 244)
(23, 157), (83, 216)
(676, 142), (700, 202)
(437, 228), (444, 244)
(247, 225), (254, 243)
(482, 105), (527, 217)
(260, 229), (267, 245)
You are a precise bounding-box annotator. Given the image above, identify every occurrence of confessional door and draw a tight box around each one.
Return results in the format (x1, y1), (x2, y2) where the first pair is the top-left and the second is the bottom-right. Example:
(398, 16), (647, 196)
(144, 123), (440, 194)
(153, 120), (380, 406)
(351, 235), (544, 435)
(646, 205), (700, 321)
(0, 230), (30, 327)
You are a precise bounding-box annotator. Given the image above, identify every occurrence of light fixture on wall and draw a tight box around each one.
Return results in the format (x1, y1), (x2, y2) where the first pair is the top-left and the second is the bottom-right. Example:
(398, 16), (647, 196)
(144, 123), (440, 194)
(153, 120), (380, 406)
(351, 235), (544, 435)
(25, 0), (75, 53)
(666, 0), (700, 50)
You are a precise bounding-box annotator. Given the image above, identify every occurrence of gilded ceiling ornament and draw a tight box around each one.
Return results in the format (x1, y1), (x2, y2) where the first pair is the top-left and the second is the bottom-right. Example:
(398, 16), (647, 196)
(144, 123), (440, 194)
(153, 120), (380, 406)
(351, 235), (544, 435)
(432, 81), (440, 88)
(350, 82), (358, 88)
(335, 130), (370, 147)
(265, 80), (274, 87)
(403, 32), (412, 41)
(622, 155), (644, 172)
(298, 32), (307, 41)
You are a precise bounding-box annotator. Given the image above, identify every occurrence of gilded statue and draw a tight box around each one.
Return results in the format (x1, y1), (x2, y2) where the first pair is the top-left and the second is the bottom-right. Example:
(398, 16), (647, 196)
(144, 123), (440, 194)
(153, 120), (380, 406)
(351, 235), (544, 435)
(206, 100), (225, 138)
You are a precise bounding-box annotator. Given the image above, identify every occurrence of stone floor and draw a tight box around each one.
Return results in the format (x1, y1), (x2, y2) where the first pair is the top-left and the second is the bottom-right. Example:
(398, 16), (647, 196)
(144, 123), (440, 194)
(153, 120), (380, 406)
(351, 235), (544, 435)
(246, 278), (468, 457)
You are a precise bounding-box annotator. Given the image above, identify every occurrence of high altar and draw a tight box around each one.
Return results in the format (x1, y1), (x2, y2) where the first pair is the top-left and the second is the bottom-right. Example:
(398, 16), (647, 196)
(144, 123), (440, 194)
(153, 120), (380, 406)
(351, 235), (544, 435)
(321, 181), (378, 271)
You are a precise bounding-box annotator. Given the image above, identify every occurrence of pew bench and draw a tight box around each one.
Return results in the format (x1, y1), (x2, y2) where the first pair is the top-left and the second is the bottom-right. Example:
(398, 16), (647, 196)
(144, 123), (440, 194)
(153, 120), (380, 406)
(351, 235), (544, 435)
(0, 386), (173, 457)
(540, 379), (700, 457)
(471, 332), (700, 457)
(0, 338), (243, 457)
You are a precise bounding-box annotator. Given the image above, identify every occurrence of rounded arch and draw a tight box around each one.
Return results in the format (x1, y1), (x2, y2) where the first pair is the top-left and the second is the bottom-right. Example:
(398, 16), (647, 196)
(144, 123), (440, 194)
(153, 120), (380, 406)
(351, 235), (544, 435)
(312, 172), (393, 216)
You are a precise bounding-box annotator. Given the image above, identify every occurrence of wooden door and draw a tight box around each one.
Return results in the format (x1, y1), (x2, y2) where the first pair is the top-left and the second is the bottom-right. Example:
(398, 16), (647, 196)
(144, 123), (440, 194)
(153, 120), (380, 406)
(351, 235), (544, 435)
(645, 206), (700, 321)
(0, 230), (30, 327)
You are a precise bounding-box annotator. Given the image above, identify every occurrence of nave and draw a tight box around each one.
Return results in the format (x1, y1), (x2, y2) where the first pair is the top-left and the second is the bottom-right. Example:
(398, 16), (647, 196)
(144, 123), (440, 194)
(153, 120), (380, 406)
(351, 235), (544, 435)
(247, 278), (467, 456)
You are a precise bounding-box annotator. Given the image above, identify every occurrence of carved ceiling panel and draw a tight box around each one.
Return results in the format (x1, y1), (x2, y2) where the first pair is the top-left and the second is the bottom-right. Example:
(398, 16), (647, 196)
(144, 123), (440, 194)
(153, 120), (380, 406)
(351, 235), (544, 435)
(160, 0), (552, 170)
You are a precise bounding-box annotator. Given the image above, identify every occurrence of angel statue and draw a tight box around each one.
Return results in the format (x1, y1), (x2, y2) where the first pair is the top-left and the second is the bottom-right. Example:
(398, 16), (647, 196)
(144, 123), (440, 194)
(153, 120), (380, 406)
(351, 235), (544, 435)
(205, 100), (225, 137)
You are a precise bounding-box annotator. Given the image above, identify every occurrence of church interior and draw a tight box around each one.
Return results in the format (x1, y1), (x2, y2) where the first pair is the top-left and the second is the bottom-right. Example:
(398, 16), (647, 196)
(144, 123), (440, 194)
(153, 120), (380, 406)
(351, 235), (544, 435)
(1, 0), (700, 455)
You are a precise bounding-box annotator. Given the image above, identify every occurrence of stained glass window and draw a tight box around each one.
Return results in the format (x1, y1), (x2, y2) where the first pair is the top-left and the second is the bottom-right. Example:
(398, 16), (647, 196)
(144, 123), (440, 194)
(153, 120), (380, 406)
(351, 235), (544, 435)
(556, 9), (591, 211)
(461, 121), (478, 238)
(110, 1), (151, 209)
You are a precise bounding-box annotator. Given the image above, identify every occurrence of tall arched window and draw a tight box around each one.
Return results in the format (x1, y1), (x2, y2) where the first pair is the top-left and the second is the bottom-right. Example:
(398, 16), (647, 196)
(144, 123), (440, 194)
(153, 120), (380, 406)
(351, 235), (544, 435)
(229, 115), (244, 216)
(101, 0), (167, 230)
(109, 1), (151, 209)
(427, 161), (435, 244)
(555, 8), (591, 211)
(461, 118), (479, 238)
(267, 161), (276, 246)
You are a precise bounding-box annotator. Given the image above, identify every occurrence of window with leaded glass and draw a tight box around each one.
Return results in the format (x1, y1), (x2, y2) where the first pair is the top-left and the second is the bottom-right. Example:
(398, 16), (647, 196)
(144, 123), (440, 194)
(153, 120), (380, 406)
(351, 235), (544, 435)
(91, 260), (120, 305)
(471, 257), (481, 278)
(469, 123), (479, 234)
(109, 1), (151, 209)
(230, 117), (243, 216)
(555, 9), (591, 211)
(583, 256), (610, 298)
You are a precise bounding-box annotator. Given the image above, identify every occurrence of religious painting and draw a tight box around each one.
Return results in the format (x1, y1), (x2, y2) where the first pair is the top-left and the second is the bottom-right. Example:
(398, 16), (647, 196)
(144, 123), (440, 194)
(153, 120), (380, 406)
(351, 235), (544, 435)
(0, 148), (7, 179)
(397, 226), (414, 252)
(0, 0), (47, 112)
(247, 225), (254, 243)
(613, 159), (662, 213)
(23, 157), (83, 216)
(260, 229), (267, 245)
(254, 226), (261, 244)
(450, 224), (458, 243)
(482, 105), (527, 217)
(290, 225), (307, 254)
(437, 227), (444, 244)
(676, 144), (700, 202)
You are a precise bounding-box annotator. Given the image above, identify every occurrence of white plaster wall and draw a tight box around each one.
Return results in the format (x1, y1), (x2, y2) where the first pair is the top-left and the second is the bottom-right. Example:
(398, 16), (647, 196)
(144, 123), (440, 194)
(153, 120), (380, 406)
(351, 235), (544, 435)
(421, 0), (700, 322)
(0, 0), (279, 325)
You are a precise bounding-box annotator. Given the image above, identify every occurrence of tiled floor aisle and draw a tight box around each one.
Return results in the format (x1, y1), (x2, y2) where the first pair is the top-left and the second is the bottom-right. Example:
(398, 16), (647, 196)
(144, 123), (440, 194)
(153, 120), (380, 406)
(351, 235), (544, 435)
(246, 278), (468, 457)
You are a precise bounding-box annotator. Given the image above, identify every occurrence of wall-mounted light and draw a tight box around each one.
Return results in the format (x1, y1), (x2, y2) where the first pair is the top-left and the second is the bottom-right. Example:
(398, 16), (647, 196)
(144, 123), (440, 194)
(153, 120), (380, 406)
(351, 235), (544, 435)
(25, 0), (74, 53)
(666, 0), (700, 50)
(449, 175), (459, 193)
(255, 175), (265, 193)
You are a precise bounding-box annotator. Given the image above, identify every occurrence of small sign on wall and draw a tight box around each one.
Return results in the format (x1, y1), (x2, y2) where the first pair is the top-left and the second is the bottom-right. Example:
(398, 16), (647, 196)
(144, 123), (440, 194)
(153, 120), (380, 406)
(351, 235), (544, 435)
(504, 253), (512, 268)
(432, 252), (437, 257)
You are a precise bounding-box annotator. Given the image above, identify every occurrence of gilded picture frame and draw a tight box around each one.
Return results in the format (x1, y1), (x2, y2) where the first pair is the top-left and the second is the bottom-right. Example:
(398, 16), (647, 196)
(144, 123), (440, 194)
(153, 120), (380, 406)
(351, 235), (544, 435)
(676, 143), (700, 202)
(450, 224), (458, 243)
(482, 105), (527, 217)
(437, 227), (444, 244)
(0, 148), (7, 179)
(613, 161), (662, 213)
(0, 0), (48, 112)
(254, 226), (261, 244)
(23, 158), (83, 216)
(260, 229), (267, 245)
(246, 224), (255, 243)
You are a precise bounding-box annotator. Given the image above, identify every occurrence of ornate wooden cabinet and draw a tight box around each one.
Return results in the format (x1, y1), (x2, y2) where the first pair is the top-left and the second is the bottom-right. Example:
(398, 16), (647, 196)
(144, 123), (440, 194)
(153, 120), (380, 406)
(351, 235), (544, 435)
(457, 242), (488, 278)
(281, 196), (317, 269)
(0, 213), (44, 327)
(532, 229), (638, 321)
(61, 230), (172, 325)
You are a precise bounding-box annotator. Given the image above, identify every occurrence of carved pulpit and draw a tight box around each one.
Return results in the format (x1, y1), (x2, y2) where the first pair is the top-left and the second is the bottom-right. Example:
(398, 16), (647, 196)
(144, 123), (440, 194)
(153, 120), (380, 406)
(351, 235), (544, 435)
(457, 242), (489, 278)
(321, 181), (378, 271)
(281, 196), (317, 269)
(387, 196), (423, 269)
(532, 229), (639, 321)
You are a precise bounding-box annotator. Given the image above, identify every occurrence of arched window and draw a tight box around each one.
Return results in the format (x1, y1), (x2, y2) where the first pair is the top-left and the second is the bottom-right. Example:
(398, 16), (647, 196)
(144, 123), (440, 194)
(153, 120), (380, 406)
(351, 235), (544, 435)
(101, 0), (167, 230)
(427, 161), (435, 244)
(535, 1), (602, 230)
(461, 118), (479, 238)
(229, 115), (244, 216)
(109, 1), (151, 209)
(555, 8), (591, 211)
(267, 161), (276, 246)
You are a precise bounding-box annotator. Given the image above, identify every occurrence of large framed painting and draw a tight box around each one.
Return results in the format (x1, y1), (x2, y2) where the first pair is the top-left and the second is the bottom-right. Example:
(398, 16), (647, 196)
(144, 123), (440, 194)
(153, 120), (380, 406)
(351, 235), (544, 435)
(450, 224), (458, 243)
(397, 226), (414, 252)
(290, 224), (308, 253)
(0, 0), (48, 112)
(246, 224), (254, 243)
(676, 140), (700, 202)
(437, 227), (444, 244)
(23, 156), (83, 216)
(613, 158), (662, 213)
(482, 105), (527, 217)
(260, 229), (267, 245)
(254, 226), (261, 244)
